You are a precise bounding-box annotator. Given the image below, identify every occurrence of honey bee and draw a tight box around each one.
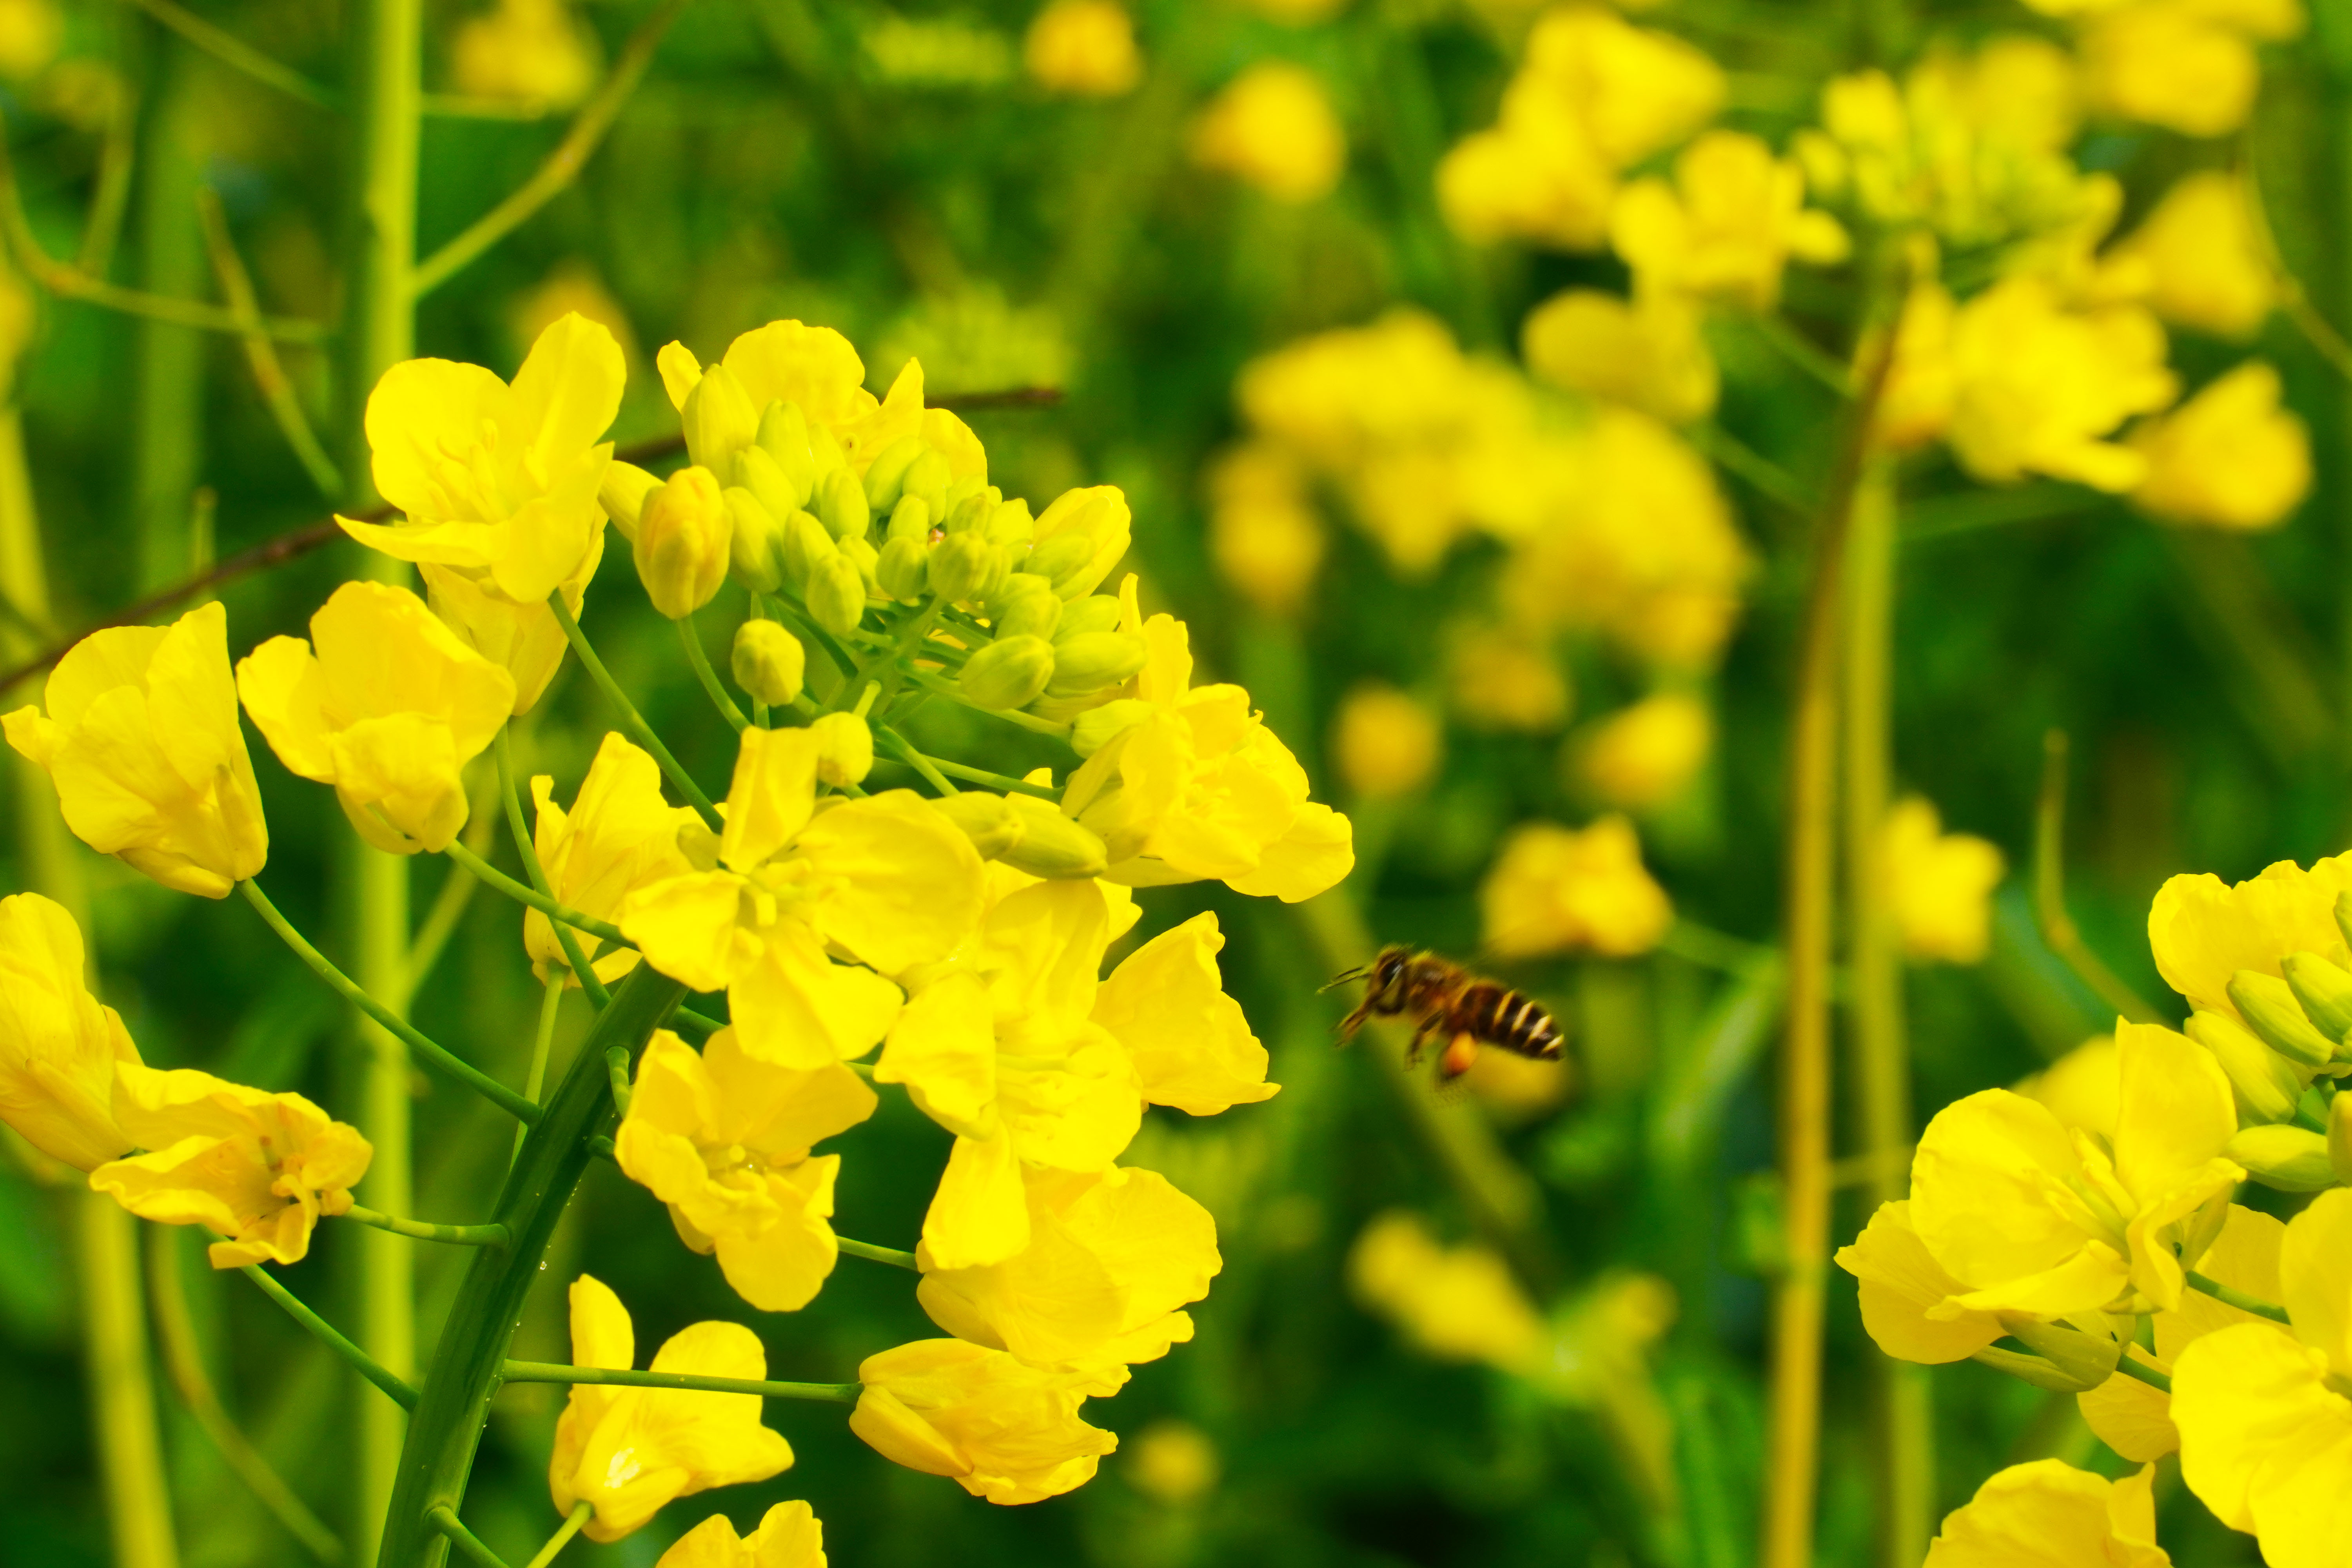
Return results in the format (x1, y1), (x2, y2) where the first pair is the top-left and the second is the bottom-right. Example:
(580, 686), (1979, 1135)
(1327, 945), (1563, 1084)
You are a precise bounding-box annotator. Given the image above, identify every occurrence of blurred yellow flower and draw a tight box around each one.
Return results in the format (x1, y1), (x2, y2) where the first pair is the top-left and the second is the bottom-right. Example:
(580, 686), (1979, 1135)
(236, 582), (515, 854)
(1023, 0), (1141, 96)
(1610, 131), (1849, 311)
(2020, 1033), (2119, 1141)
(1189, 62), (1346, 203)
(2173, 1188), (2352, 1568)
(449, 0), (599, 109)
(2099, 172), (2277, 338)
(850, 1338), (1119, 1504)
(509, 259), (640, 375)
(656, 1502), (825, 1568)
(1945, 276), (2176, 492)
(1521, 288), (1717, 425)
(0, 893), (140, 1172)
(2147, 851), (2352, 1022)
(1461, 1049), (1573, 1123)
(1572, 692), (1711, 809)
(617, 1029), (875, 1312)
(1921, 1460), (2166, 1568)
(1350, 1210), (1546, 1374)
(1447, 624), (1571, 732)
(1480, 815), (1671, 959)
(2079, 0), (2302, 138)
(1125, 1419), (1220, 1506)
(0, 0), (59, 79)
(1205, 445), (1325, 616)
(550, 1275), (796, 1542)
(1332, 683), (1441, 800)
(917, 1164), (1220, 1368)
(526, 732), (701, 986)
(1873, 279), (1957, 450)
(1882, 796), (2005, 964)
(91, 1065), (370, 1269)
(2129, 361), (2310, 532)
(3, 601), (268, 898)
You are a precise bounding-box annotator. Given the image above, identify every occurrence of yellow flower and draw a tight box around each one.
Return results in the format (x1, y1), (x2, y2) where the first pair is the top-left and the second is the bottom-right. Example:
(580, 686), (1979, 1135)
(1437, 109), (1619, 252)
(1944, 276), (2177, 492)
(1205, 445), (1325, 616)
(1446, 624), (1572, 732)
(2, 601), (267, 897)
(2173, 1188), (2352, 1568)
(2129, 361), (2311, 532)
(655, 319), (949, 483)
(548, 1275), (796, 1542)
(1883, 796), (2005, 964)
(450, 0), (598, 109)
(1520, 289), (1717, 425)
(1921, 1460), (2167, 1568)
(1572, 692), (1711, 809)
(656, 1502), (826, 1568)
(1331, 683), (1441, 800)
(1479, 816), (1671, 959)
(616, 1028), (875, 1312)
(1125, 1420), (1220, 1506)
(526, 732), (702, 986)
(620, 724), (984, 1067)
(2021, 1033), (2120, 1141)
(633, 466), (734, 620)
(2099, 172), (2277, 338)
(1349, 1210), (1547, 1374)
(0, 0), (62, 80)
(2147, 851), (2352, 1022)
(1610, 131), (1849, 311)
(0, 893), (140, 1172)
(2080, 0), (2302, 139)
(236, 582), (516, 854)
(1908, 1020), (2241, 1318)
(849, 1338), (1120, 1504)
(1874, 279), (1957, 450)
(416, 542), (600, 715)
(1061, 582), (1353, 900)
(1090, 907), (1280, 1117)
(1835, 1200), (2007, 1365)
(1023, 0), (1140, 96)
(90, 1065), (370, 1269)
(1188, 63), (1345, 204)
(916, 1164), (1219, 1369)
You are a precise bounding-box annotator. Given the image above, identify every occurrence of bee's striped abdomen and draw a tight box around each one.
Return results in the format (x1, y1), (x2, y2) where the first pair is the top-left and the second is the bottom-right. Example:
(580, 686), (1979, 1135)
(1461, 982), (1561, 1060)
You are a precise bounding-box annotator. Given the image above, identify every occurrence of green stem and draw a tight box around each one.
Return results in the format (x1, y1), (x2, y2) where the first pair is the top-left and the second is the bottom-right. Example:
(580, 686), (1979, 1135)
(495, 727), (613, 1007)
(496, 1361), (860, 1403)
(439, 836), (626, 947)
(2033, 733), (2163, 1025)
(835, 1236), (919, 1270)
(2185, 1270), (2293, 1325)
(516, 976), (565, 1161)
(522, 1502), (594, 1568)
(238, 880), (539, 1125)
(895, 744), (1058, 799)
(240, 1266), (417, 1410)
(549, 595), (723, 826)
(876, 725), (956, 794)
(2112, 1354), (2174, 1395)
(426, 1507), (512, 1568)
(606, 1046), (633, 1117)
(341, 1205), (511, 1248)
(680, 615), (749, 732)
(759, 590), (860, 677)
(904, 665), (1072, 737)
(127, 0), (338, 108)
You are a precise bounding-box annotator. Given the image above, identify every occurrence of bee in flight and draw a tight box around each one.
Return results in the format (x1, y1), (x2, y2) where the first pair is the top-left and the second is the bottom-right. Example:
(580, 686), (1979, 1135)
(1327, 945), (1563, 1085)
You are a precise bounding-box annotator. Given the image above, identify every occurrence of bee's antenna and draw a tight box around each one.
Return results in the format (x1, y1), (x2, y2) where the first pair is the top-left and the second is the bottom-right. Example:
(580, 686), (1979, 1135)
(1318, 965), (1370, 994)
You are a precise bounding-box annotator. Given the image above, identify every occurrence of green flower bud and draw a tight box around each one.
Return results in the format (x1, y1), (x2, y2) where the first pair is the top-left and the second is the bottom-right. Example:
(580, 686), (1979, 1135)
(1071, 697), (1152, 757)
(959, 634), (1055, 710)
(2332, 1091), (2352, 1187)
(1044, 630), (1147, 696)
(1994, 1315), (2122, 1392)
(1021, 530), (1094, 590)
(863, 434), (927, 514)
(842, 535), (881, 589)
(634, 466), (733, 619)
(2226, 1124), (2337, 1191)
(932, 792), (1023, 859)
(809, 712), (873, 788)
(886, 494), (933, 547)
(806, 554), (868, 637)
(985, 496), (1035, 547)
(1029, 484), (1131, 598)
(816, 466), (871, 542)
(2186, 1010), (2303, 1125)
(779, 508), (837, 594)
(738, 443), (809, 526)
(682, 362), (759, 483)
(1054, 594), (1123, 640)
(600, 460), (662, 542)
(755, 400), (818, 492)
(2336, 891), (2352, 955)
(941, 487), (994, 536)
(2229, 970), (2337, 1068)
(929, 531), (1004, 605)
(2285, 951), (2352, 1045)
(902, 449), (953, 518)
(724, 487), (786, 593)
(989, 577), (1062, 641)
(731, 620), (806, 707)
(877, 536), (930, 602)
(999, 797), (1109, 879)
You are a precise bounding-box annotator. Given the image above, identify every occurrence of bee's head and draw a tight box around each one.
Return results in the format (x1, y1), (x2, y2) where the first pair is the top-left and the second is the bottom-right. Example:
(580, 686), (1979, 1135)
(1372, 946), (1410, 991)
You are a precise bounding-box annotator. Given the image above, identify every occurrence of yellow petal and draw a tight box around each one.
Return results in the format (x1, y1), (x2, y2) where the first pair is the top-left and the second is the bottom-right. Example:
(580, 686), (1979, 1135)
(718, 726), (819, 873)
(1833, 1201), (2004, 1364)
(794, 791), (985, 975)
(2174, 1320), (2350, 1544)
(921, 1132), (1029, 1271)
(1093, 912), (1276, 1115)
(878, 973), (997, 1136)
(729, 926), (902, 1067)
(2282, 1188), (2352, 1376)
(622, 872), (756, 994)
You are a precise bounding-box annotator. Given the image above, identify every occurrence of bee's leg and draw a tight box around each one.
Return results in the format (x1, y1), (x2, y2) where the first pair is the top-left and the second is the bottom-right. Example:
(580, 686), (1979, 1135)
(1437, 1033), (1479, 1084)
(1403, 1016), (1438, 1066)
(1336, 999), (1375, 1040)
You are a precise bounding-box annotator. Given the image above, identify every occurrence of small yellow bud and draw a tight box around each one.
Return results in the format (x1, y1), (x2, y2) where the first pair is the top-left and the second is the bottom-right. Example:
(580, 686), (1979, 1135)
(999, 795), (1109, 879)
(1055, 594), (1122, 639)
(886, 494), (933, 547)
(599, 460), (662, 542)
(1995, 1315), (2123, 1392)
(1023, 530), (1093, 586)
(985, 496), (1035, 546)
(1333, 683), (1441, 800)
(842, 535), (881, 589)
(809, 712), (873, 788)
(681, 362), (759, 483)
(805, 554), (868, 637)
(2283, 951), (2352, 1045)
(933, 791), (1024, 858)
(2226, 1125), (2335, 1192)
(940, 488), (993, 536)
(778, 508), (838, 594)
(1071, 697), (1151, 757)
(1043, 630), (1146, 695)
(863, 434), (927, 514)
(988, 576), (1062, 641)
(724, 487), (786, 594)
(816, 466), (871, 542)
(2331, 1092), (2352, 1186)
(2184, 1011), (2302, 1125)
(960, 635), (1056, 710)
(901, 449), (953, 518)
(731, 621), (806, 708)
(1028, 486), (1131, 599)
(1024, 0), (1142, 98)
(752, 401), (819, 503)
(929, 532), (1005, 604)
(2227, 970), (2336, 1068)
(633, 466), (733, 619)
(737, 443), (809, 526)
(876, 536), (930, 602)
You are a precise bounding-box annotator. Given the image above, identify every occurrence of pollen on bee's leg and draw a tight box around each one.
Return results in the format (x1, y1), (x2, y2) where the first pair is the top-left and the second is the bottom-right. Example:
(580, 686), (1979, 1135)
(1439, 1033), (1479, 1082)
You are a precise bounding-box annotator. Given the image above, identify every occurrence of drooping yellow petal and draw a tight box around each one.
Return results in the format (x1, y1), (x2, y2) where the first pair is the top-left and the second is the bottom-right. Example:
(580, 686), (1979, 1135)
(0, 893), (140, 1171)
(1091, 913), (1275, 1115)
(850, 1338), (1119, 1504)
(1833, 1201), (2004, 1364)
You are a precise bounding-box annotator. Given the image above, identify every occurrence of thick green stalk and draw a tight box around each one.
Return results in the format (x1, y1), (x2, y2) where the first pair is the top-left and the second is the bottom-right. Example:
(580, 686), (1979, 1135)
(375, 966), (688, 1568)
(1841, 462), (1934, 1567)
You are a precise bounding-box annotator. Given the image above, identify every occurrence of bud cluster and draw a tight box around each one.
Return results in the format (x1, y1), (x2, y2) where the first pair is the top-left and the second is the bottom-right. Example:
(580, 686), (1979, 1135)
(2183, 891), (2352, 1191)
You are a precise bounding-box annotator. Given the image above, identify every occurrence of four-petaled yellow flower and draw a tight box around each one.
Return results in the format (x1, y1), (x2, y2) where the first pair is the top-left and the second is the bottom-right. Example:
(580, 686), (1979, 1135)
(90, 1064), (370, 1268)
(615, 1028), (877, 1312)
(2098, 171), (2278, 339)
(527, 731), (702, 985)
(0, 893), (141, 1172)
(2078, 0), (2303, 139)
(656, 1501), (826, 1568)
(849, 1338), (1119, 1504)
(1944, 276), (2178, 492)
(2147, 851), (2352, 1023)
(1350, 1209), (1548, 1375)
(549, 1274), (796, 1542)
(1882, 796), (2005, 964)
(236, 581), (516, 853)
(2129, 361), (2311, 532)
(1521, 289), (1717, 425)
(1610, 130), (1850, 311)
(1922, 1459), (2167, 1568)
(3, 601), (267, 898)
(1479, 815), (1671, 959)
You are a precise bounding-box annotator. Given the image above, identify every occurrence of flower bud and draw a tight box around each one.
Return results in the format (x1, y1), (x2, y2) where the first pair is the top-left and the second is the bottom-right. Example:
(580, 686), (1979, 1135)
(940, 487), (993, 536)
(863, 434), (927, 514)
(985, 497), (1035, 546)
(1071, 697), (1151, 757)
(725, 486), (786, 593)
(929, 532), (1005, 605)
(960, 634), (1055, 710)
(768, 510), (831, 596)
(1994, 1315), (2122, 1392)
(2284, 951), (2352, 1045)
(2228, 970), (2336, 1068)
(2186, 1010), (2303, 1125)
(1043, 630), (1147, 697)
(2226, 1124), (2335, 1191)
(817, 466), (871, 542)
(806, 554), (868, 637)
(902, 449), (953, 517)
(1022, 531), (1094, 590)
(989, 577), (1062, 641)
(754, 401), (819, 501)
(998, 795), (1109, 878)
(1054, 594), (1123, 640)
(682, 362), (759, 482)
(932, 791), (1024, 858)
(1028, 485), (1131, 598)
(877, 536), (930, 602)
(634, 466), (733, 619)
(731, 620), (806, 707)
(2332, 1091), (2352, 1186)
(842, 535), (881, 589)
(738, 443), (809, 526)
(809, 712), (873, 787)
(601, 460), (663, 542)
(886, 494), (933, 547)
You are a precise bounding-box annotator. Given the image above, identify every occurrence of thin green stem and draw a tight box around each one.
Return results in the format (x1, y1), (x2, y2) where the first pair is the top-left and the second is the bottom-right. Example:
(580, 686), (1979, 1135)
(516, 976), (566, 1161)
(523, 1502), (595, 1568)
(895, 744), (1059, 799)
(904, 666), (1073, 737)
(2034, 733), (2163, 1025)
(194, 189), (342, 499)
(550, 595), (722, 826)
(2185, 1270), (2293, 1325)
(876, 726), (956, 794)
(606, 1047), (633, 1117)
(340, 1205), (511, 1248)
(427, 1507), (513, 1568)
(835, 1236), (919, 1270)
(237, 878), (539, 1124)
(2112, 1354), (2174, 1395)
(759, 590), (861, 677)
(495, 727), (614, 1007)
(680, 614), (749, 731)
(1755, 312), (1857, 395)
(240, 1266), (417, 1410)
(126, 0), (338, 107)
(497, 1361), (860, 1403)
(439, 835), (626, 947)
